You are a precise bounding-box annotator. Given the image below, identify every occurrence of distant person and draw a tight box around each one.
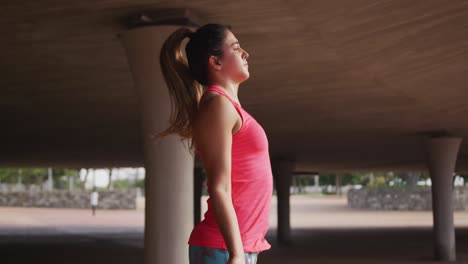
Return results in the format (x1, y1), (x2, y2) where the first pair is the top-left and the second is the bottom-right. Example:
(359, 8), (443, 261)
(90, 188), (99, 216)
(158, 24), (273, 264)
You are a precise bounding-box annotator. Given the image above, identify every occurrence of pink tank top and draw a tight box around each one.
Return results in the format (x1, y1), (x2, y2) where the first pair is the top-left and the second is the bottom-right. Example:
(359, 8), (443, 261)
(188, 85), (273, 253)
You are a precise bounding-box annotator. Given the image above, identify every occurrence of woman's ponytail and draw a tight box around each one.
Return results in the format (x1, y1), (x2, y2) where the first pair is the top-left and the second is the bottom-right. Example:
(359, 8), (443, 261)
(156, 28), (204, 149)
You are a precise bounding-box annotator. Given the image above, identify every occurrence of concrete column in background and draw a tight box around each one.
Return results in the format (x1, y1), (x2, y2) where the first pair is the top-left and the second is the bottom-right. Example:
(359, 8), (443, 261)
(272, 159), (295, 244)
(122, 21), (197, 264)
(336, 174), (343, 196)
(47, 167), (53, 191)
(194, 166), (204, 227)
(425, 136), (462, 261)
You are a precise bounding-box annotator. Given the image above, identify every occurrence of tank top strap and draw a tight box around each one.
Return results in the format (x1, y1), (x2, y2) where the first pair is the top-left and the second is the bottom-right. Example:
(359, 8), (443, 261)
(205, 85), (242, 108)
(204, 85), (245, 134)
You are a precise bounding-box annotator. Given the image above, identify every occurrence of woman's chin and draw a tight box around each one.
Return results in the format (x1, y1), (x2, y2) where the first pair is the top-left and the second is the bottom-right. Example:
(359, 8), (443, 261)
(235, 70), (250, 83)
(243, 70), (250, 80)
(240, 74), (250, 83)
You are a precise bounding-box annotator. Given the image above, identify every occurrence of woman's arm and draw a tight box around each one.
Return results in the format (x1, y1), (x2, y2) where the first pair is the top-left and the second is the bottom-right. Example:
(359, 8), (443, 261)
(193, 95), (244, 258)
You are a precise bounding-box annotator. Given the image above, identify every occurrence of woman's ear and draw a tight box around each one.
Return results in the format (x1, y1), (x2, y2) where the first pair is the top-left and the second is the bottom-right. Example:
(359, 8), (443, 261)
(208, 55), (222, 71)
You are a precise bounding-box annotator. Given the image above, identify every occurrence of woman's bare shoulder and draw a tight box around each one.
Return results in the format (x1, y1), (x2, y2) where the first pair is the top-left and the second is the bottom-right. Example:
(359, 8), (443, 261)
(199, 91), (218, 108)
(195, 92), (237, 133)
(198, 92), (234, 115)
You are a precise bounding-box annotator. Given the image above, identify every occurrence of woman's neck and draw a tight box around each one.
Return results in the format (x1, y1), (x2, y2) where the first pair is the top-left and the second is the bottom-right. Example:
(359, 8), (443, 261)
(210, 82), (240, 102)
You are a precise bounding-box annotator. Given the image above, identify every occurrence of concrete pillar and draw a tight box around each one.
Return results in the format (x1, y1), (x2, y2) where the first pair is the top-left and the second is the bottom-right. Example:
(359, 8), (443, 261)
(122, 24), (195, 264)
(194, 166), (204, 226)
(425, 136), (462, 261)
(47, 167), (53, 191)
(335, 174), (343, 196)
(272, 159), (295, 244)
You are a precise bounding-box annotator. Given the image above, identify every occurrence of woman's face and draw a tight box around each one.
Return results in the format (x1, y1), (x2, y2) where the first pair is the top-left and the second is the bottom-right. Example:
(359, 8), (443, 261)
(219, 30), (250, 83)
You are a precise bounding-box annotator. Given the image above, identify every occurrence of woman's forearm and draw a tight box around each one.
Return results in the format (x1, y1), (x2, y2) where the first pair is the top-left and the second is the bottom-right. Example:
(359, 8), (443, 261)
(210, 188), (244, 257)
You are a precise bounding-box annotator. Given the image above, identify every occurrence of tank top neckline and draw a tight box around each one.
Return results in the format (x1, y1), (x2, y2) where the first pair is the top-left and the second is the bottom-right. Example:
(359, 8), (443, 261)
(205, 85), (242, 108)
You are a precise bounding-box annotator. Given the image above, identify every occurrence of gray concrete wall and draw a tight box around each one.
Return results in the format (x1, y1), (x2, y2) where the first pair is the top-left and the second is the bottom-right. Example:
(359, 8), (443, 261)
(348, 187), (468, 211)
(0, 190), (137, 209)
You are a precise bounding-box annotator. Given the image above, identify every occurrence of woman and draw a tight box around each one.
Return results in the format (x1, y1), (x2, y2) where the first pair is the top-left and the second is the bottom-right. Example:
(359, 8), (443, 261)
(159, 24), (273, 264)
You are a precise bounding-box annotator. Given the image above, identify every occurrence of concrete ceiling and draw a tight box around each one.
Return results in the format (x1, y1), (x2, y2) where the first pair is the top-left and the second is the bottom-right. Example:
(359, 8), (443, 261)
(1, 0), (468, 172)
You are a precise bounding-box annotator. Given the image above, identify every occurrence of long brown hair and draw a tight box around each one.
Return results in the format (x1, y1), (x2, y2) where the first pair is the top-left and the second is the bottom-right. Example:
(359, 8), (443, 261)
(156, 24), (231, 151)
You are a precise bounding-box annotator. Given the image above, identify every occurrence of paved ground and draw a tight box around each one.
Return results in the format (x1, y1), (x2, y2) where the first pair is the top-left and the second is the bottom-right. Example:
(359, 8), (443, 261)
(1, 195), (468, 263)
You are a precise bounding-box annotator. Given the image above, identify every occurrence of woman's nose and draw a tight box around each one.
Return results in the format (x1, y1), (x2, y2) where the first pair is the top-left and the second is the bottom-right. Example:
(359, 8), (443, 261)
(242, 48), (249, 60)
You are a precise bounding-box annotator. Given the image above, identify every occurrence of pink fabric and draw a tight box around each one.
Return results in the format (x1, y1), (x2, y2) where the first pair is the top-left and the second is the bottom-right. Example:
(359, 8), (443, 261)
(188, 85), (273, 253)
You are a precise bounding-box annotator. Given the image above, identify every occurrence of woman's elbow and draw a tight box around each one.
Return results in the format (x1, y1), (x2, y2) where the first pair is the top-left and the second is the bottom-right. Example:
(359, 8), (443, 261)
(210, 183), (231, 198)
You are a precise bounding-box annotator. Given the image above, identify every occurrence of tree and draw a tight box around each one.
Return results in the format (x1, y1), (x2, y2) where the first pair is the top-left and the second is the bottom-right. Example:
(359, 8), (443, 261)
(0, 168), (81, 190)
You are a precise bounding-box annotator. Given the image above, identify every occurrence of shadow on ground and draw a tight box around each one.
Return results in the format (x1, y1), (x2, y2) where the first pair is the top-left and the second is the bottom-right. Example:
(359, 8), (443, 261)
(1, 227), (467, 264)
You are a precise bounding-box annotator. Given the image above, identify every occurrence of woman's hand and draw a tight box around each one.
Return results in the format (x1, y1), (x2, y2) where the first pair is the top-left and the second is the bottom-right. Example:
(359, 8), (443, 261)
(227, 254), (246, 264)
